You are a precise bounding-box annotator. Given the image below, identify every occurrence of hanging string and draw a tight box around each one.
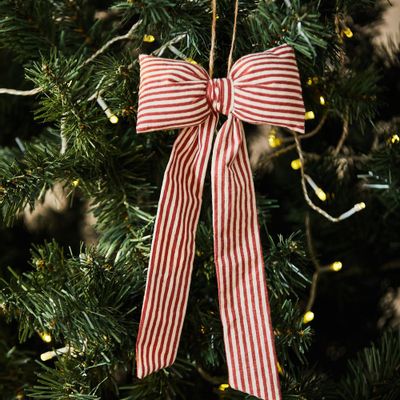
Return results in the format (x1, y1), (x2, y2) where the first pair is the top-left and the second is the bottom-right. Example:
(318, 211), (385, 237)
(227, 0), (239, 73)
(209, 0), (239, 77)
(209, 0), (217, 78)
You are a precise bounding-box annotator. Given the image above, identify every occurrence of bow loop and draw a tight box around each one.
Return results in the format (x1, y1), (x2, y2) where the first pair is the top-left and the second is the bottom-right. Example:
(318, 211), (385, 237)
(229, 45), (305, 132)
(136, 55), (210, 133)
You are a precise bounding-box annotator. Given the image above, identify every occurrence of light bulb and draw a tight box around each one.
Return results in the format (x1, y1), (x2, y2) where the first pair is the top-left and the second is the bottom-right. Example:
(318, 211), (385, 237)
(330, 261), (342, 272)
(39, 332), (52, 343)
(291, 159), (302, 170)
(109, 115), (119, 124)
(277, 362), (283, 375)
(96, 96), (119, 124)
(315, 188), (327, 201)
(391, 134), (399, 144)
(185, 58), (198, 65)
(356, 202), (366, 210)
(303, 311), (314, 324)
(342, 27), (353, 38)
(269, 136), (282, 148)
(268, 130), (282, 148)
(305, 111), (315, 120)
(143, 34), (155, 42)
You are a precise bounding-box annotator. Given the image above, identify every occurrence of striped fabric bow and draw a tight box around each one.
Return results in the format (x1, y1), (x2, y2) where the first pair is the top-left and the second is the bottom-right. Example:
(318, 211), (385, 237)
(135, 44), (305, 400)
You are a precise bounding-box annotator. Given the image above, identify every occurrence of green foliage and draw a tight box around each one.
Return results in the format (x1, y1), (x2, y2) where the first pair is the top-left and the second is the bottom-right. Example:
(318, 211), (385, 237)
(246, 0), (331, 59)
(1, 240), (143, 348)
(333, 331), (400, 400)
(0, 137), (61, 226)
(0, 0), (108, 63)
(1, 240), (145, 398)
(119, 359), (194, 400)
(0, 339), (35, 399)
(327, 66), (381, 128)
(28, 358), (102, 400)
(267, 233), (310, 299)
(364, 138), (400, 212)
(282, 368), (330, 400)
(266, 234), (313, 368)
(0, 0), (57, 62)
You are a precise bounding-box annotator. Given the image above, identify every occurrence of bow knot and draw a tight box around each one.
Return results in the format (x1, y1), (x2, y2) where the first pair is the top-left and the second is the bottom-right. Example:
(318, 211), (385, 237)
(206, 77), (234, 115)
(135, 44), (305, 400)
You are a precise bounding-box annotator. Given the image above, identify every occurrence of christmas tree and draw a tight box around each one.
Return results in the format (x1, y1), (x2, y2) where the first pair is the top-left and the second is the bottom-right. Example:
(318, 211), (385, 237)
(1, 0), (400, 399)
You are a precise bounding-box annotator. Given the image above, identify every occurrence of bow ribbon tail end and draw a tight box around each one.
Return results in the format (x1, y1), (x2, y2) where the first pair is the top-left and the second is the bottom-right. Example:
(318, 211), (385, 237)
(211, 117), (281, 400)
(135, 115), (218, 379)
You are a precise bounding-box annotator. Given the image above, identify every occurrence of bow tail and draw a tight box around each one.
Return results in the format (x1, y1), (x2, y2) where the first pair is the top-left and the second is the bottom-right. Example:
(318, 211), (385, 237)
(211, 116), (281, 400)
(136, 114), (218, 379)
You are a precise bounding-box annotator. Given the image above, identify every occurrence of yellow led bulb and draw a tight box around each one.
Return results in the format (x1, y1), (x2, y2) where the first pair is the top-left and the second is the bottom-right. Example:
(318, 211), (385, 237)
(291, 159), (302, 170)
(391, 134), (399, 144)
(219, 383), (230, 391)
(39, 332), (52, 343)
(305, 111), (315, 120)
(109, 115), (119, 124)
(315, 188), (327, 201)
(330, 261), (343, 272)
(269, 136), (282, 148)
(303, 311), (314, 324)
(143, 34), (155, 43)
(277, 361), (283, 375)
(185, 57), (198, 65)
(356, 202), (366, 210)
(342, 27), (353, 38)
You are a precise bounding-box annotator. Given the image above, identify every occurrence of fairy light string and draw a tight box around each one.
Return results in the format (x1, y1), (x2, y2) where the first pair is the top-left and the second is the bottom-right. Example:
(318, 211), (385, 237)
(293, 132), (366, 223)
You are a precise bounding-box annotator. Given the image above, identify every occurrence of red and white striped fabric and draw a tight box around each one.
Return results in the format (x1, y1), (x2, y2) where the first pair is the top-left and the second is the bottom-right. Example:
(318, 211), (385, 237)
(135, 44), (305, 400)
